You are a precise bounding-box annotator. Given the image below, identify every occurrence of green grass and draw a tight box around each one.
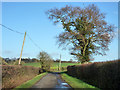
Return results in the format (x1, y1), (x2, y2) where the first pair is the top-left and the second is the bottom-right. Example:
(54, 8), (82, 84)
(61, 73), (100, 89)
(23, 62), (80, 72)
(14, 72), (47, 89)
(23, 62), (41, 67)
(23, 62), (80, 68)
(53, 62), (80, 67)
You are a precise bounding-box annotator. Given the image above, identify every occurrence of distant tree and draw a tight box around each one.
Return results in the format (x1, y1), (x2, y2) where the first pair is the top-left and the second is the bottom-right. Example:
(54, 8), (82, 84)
(37, 51), (53, 71)
(55, 59), (60, 62)
(70, 59), (73, 61)
(32, 58), (39, 62)
(46, 4), (115, 63)
(13, 60), (25, 65)
(70, 59), (73, 63)
(0, 57), (8, 65)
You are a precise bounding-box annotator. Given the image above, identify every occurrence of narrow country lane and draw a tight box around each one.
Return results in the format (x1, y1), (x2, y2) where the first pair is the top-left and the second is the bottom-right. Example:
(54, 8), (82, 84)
(30, 72), (72, 89)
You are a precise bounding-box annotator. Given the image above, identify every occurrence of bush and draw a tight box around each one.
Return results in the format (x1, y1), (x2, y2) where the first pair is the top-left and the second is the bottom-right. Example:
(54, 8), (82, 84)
(67, 60), (120, 89)
(2, 65), (43, 89)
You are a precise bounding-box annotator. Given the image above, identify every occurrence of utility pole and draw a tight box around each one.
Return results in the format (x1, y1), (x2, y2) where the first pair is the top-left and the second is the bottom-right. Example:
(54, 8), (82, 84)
(18, 32), (26, 65)
(59, 54), (61, 71)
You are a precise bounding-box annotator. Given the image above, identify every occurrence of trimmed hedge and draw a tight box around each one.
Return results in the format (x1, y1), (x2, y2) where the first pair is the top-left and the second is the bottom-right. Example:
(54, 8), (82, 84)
(67, 60), (120, 89)
(2, 65), (43, 89)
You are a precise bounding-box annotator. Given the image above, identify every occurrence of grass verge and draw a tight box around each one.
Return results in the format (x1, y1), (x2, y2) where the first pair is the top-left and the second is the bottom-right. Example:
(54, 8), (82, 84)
(61, 73), (100, 90)
(14, 72), (47, 89)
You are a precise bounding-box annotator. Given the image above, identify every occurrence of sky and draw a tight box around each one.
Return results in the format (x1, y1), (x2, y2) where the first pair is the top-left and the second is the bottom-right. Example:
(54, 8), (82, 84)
(1, 2), (118, 62)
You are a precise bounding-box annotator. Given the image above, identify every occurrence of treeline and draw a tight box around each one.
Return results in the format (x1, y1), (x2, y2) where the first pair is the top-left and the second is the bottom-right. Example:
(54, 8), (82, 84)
(54, 60), (77, 63)
(2, 57), (78, 65)
(3, 58), (39, 63)
(67, 59), (120, 89)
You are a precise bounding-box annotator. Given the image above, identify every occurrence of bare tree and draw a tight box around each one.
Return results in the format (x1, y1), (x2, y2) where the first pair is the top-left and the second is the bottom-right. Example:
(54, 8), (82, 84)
(37, 51), (53, 71)
(46, 4), (115, 63)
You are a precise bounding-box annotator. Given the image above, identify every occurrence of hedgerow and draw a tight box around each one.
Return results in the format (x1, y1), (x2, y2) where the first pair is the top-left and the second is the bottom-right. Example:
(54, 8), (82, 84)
(67, 60), (120, 89)
(2, 65), (43, 89)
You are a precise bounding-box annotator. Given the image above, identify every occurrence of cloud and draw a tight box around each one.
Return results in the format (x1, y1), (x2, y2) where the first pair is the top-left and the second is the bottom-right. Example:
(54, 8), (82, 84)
(3, 50), (12, 54)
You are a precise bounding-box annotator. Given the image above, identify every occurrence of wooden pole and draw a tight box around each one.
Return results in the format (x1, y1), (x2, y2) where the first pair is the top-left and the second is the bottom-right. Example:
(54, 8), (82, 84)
(18, 32), (26, 65)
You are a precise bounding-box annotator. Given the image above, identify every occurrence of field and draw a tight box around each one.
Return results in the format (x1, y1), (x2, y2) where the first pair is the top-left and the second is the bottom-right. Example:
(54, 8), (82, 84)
(23, 62), (80, 70)
(23, 62), (41, 67)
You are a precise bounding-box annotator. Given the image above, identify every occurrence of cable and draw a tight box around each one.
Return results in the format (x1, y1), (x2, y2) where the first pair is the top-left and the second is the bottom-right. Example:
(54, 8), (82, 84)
(27, 33), (43, 51)
(0, 24), (24, 34)
(0, 24), (43, 51)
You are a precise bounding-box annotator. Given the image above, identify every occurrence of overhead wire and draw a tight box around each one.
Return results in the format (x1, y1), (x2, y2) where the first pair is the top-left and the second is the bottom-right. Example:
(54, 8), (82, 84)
(0, 24), (42, 51)
(26, 33), (43, 51)
(0, 24), (24, 35)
